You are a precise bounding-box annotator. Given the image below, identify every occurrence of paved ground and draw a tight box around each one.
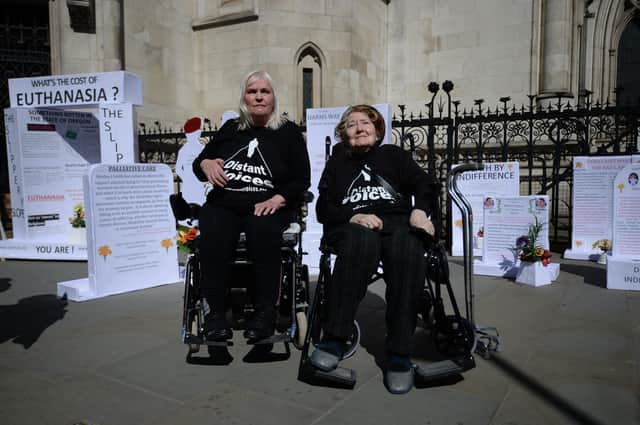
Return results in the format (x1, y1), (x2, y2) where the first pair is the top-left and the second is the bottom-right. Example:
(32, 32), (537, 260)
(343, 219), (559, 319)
(0, 256), (638, 425)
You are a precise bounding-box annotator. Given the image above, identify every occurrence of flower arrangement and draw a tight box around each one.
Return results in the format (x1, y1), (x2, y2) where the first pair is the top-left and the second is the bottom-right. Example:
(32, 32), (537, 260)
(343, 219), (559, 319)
(69, 204), (86, 228)
(177, 225), (199, 254)
(513, 216), (552, 266)
(592, 239), (611, 252)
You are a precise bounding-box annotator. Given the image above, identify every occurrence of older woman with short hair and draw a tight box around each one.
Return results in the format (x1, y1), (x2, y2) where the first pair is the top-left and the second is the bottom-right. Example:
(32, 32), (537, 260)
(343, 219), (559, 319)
(193, 70), (311, 343)
(312, 104), (439, 394)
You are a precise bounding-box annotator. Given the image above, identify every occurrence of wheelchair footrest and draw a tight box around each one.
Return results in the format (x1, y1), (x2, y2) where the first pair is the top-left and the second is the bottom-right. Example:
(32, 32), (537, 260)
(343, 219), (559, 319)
(413, 356), (475, 381)
(310, 366), (357, 388)
(247, 333), (290, 345)
(184, 335), (234, 347)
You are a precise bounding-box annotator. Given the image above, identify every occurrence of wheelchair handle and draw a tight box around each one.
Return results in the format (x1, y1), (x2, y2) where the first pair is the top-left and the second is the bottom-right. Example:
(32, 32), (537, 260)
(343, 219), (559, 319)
(448, 163), (483, 324)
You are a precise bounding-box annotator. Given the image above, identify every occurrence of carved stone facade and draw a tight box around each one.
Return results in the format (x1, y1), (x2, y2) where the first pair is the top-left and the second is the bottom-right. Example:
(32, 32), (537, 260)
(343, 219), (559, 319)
(46, 0), (640, 127)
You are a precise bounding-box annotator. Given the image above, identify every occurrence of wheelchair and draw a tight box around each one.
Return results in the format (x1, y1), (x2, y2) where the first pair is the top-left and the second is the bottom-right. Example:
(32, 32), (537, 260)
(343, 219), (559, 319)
(170, 191), (313, 360)
(297, 228), (477, 388)
(297, 162), (500, 388)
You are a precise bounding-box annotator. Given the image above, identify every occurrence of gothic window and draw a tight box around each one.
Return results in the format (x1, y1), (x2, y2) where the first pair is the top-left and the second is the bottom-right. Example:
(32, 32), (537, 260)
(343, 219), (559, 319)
(296, 43), (323, 122)
(302, 68), (313, 118)
(617, 14), (640, 104)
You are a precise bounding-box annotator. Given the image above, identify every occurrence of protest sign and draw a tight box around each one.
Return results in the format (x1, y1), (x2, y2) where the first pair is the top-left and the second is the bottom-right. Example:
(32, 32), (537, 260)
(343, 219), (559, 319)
(564, 155), (632, 260)
(451, 162), (519, 257)
(475, 195), (559, 282)
(57, 164), (179, 301)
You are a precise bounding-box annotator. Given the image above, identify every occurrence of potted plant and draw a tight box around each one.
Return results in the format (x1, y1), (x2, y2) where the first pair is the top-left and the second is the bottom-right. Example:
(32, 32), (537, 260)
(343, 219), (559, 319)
(592, 239), (612, 265)
(176, 225), (199, 264)
(513, 216), (553, 286)
(68, 203), (86, 244)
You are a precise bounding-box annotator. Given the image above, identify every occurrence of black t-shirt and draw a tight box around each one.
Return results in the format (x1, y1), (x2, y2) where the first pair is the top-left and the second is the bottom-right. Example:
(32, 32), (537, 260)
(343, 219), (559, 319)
(316, 143), (439, 229)
(192, 119), (311, 210)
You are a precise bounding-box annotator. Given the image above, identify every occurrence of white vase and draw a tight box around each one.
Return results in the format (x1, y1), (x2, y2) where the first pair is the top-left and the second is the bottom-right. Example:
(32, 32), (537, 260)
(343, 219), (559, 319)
(68, 227), (86, 245)
(597, 252), (608, 265)
(515, 261), (552, 287)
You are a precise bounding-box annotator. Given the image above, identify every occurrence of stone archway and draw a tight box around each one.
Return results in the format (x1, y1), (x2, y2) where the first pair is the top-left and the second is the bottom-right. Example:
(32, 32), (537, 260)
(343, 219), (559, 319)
(588, 0), (640, 102)
(616, 13), (640, 104)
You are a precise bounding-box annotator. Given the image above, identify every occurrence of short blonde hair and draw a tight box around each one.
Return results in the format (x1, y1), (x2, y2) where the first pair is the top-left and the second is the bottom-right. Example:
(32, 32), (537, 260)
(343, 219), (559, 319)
(334, 104), (385, 145)
(238, 70), (284, 130)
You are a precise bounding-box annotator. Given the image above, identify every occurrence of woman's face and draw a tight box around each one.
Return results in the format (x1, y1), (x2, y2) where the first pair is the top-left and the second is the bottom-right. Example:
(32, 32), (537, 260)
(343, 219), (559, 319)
(244, 78), (274, 125)
(345, 111), (377, 150)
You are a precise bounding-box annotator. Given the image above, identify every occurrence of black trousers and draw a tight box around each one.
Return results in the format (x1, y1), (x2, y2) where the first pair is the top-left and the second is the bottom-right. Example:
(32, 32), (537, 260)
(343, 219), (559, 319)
(198, 203), (290, 314)
(322, 215), (426, 356)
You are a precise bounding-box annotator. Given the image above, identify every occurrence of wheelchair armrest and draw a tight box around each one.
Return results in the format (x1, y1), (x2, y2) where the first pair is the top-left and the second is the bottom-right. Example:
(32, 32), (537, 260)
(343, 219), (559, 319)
(409, 226), (437, 250)
(302, 190), (314, 204)
(170, 192), (201, 221)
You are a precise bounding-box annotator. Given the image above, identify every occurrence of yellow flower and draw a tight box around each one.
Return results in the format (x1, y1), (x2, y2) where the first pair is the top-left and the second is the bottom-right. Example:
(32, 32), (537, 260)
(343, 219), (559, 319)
(535, 247), (545, 257)
(98, 245), (112, 261)
(618, 183), (625, 192)
(161, 238), (174, 252)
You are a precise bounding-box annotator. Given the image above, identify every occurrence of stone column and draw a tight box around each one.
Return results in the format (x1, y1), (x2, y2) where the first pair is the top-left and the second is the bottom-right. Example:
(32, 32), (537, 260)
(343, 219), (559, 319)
(539, 0), (575, 96)
(100, 0), (123, 70)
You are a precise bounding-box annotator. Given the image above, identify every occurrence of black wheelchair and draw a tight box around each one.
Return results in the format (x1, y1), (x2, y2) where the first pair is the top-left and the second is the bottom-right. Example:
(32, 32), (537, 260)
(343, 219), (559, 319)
(170, 192), (313, 360)
(297, 230), (477, 387)
(297, 163), (499, 388)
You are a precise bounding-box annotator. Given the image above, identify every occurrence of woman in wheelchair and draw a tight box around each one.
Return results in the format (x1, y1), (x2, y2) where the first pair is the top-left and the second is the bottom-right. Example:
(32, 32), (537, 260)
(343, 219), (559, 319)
(311, 104), (439, 394)
(192, 70), (311, 343)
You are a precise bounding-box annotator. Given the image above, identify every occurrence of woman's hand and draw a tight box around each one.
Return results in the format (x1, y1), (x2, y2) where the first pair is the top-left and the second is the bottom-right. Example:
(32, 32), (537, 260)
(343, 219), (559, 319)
(200, 158), (227, 187)
(350, 213), (383, 230)
(254, 194), (286, 216)
(409, 209), (435, 236)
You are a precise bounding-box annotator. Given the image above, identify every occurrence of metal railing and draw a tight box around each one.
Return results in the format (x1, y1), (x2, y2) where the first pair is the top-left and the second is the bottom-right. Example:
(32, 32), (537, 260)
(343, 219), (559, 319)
(138, 82), (640, 250)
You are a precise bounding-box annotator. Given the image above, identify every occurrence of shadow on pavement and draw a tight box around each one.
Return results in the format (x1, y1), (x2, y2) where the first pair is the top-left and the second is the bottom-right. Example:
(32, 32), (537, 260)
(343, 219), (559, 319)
(0, 293), (68, 348)
(0, 278), (11, 293)
(357, 289), (467, 389)
(559, 263), (606, 288)
(488, 353), (605, 425)
(186, 345), (234, 365)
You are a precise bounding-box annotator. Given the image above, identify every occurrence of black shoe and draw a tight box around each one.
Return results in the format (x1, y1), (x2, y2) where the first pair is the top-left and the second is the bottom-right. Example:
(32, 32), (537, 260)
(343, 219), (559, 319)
(204, 312), (232, 342)
(243, 308), (275, 341)
(309, 338), (345, 372)
(384, 353), (414, 394)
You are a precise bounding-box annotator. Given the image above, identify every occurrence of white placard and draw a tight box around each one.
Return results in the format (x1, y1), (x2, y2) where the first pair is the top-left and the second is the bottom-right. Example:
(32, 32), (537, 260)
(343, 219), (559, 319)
(483, 195), (549, 265)
(606, 257), (640, 291)
(451, 162), (520, 257)
(98, 103), (137, 164)
(612, 164), (640, 259)
(2, 71), (141, 260)
(475, 195), (559, 281)
(3, 107), (99, 242)
(9, 71), (142, 108)
(304, 104), (391, 271)
(565, 155), (632, 260)
(58, 164), (179, 301)
(4, 109), (26, 240)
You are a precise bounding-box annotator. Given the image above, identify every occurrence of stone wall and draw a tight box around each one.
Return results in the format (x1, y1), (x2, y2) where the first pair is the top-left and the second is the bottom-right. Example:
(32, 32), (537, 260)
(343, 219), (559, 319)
(46, 0), (632, 128)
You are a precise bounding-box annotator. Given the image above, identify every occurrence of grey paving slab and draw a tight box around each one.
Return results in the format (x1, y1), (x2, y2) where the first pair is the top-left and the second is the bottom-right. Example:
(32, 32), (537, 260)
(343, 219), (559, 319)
(1, 257), (639, 425)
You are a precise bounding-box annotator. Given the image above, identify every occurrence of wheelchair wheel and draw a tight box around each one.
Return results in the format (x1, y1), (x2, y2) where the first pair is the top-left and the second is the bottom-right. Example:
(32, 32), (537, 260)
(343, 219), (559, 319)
(341, 321), (360, 360)
(432, 315), (476, 358)
(292, 264), (310, 349)
(419, 288), (435, 330)
(294, 311), (307, 349)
